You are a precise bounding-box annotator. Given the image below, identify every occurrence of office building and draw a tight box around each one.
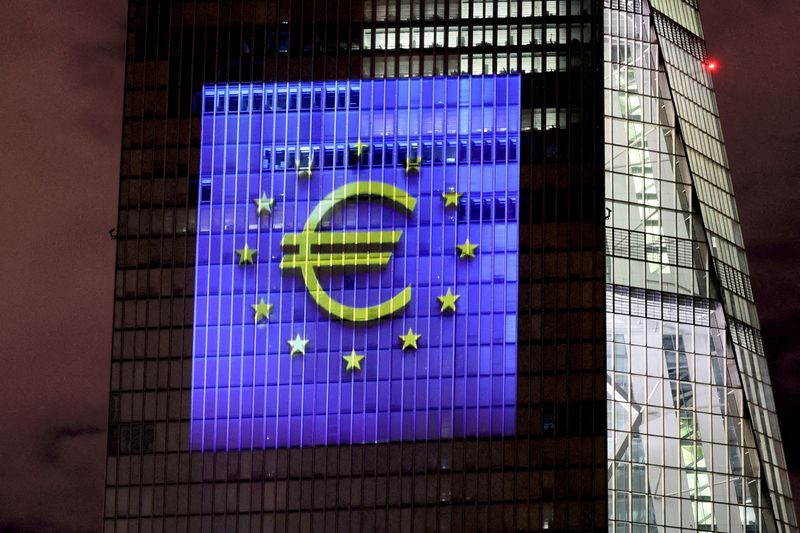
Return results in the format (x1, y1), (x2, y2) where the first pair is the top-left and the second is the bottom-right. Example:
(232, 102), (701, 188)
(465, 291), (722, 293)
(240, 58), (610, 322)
(105, 0), (795, 530)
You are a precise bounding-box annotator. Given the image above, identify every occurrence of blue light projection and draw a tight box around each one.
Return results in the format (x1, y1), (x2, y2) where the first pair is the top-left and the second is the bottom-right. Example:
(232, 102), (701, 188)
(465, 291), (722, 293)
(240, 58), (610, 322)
(191, 75), (520, 450)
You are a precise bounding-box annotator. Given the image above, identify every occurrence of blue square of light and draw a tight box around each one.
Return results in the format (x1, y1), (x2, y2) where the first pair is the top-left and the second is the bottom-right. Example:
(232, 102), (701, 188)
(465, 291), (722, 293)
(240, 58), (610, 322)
(191, 75), (520, 450)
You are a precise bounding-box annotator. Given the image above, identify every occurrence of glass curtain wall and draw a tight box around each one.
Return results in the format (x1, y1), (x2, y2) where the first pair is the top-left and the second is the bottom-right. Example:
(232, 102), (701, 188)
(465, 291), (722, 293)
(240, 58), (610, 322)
(604, 1), (797, 531)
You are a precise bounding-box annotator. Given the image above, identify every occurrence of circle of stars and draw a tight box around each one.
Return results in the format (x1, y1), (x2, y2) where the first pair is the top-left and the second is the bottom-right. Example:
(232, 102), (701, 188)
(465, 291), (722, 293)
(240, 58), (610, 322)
(234, 159), (483, 370)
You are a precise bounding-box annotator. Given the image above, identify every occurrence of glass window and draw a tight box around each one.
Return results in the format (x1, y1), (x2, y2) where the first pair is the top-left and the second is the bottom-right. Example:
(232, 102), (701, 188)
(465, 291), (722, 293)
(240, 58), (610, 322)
(448, 28), (459, 48)
(522, 26), (533, 45)
(375, 28), (386, 50)
(533, 109), (542, 130)
(399, 28), (410, 49)
(472, 27), (483, 46)
(423, 28), (435, 48)
(400, 1), (410, 20)
(410, 27), (421, 48)
(522, 0), (533, 16)
(497, 0), (508, 17)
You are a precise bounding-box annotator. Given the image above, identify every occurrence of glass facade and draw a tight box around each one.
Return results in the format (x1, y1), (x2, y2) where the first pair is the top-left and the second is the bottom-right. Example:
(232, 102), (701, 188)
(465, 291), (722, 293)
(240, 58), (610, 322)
(604, 1), (796, 531)
(107, 0), (793, 531)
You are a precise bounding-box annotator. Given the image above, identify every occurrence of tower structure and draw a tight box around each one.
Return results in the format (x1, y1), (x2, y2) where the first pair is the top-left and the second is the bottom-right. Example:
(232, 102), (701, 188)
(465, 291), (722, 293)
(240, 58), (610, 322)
(105, 1), (794, 531)
(604, 1), (796, 531)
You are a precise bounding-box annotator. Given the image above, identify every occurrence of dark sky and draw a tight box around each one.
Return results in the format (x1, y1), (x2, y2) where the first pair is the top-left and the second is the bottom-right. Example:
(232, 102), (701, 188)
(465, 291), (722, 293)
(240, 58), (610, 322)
(0, 1), (797, 531)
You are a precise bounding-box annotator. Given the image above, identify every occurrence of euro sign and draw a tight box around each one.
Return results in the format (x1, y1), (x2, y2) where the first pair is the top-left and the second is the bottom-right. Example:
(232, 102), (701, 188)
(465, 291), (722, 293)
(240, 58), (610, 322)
(280, 181), (416, 322)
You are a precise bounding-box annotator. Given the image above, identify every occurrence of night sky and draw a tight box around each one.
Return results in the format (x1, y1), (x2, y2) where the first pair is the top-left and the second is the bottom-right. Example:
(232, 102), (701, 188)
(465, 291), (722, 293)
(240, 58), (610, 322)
(0, 2), (797, 531)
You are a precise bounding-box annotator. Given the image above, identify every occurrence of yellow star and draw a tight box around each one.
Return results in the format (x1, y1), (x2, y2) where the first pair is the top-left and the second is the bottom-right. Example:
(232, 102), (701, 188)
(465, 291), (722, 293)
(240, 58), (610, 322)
(287, 334), (309, 357)
(236, 243), (257, 265)
(437, 288), (460, 313)
(251, 298), (273, 323)
(399, 328), (421, 351)
(442, 189), (463, 208)
(343, 349), (365, 372)
(253, 193), (275, 216)
(456, 238), (478, 259)
(354, 139), (369, 157)
(405, 157), (422, 175)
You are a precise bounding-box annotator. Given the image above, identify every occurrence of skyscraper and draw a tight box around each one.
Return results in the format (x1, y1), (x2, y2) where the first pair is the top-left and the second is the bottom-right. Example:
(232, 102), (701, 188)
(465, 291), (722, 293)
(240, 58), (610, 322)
(105, 1), (795, 531)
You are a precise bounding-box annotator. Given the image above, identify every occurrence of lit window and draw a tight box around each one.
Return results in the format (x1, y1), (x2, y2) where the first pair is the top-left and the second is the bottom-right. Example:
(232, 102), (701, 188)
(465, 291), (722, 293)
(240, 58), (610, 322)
(546, 25), (557, 44)
(471, 27), (483, 46)
(399, 28), (410, 49)
(521, 52), (532, 73)
(448, 28), (459, 48)
(411, 27), (421, 48)
(375, 28), (386, 49)
(497, 0), (508, 17)
(497, 55), (508, 73)
(496, 26), (508, 46)
(533, 52), (543, 73)
(423, 28), (435, 48)
(522, 0), (533, 17)
(533, 109), (542, 130)
(522, 26), (533, 45)
(508, 25), (518, 45)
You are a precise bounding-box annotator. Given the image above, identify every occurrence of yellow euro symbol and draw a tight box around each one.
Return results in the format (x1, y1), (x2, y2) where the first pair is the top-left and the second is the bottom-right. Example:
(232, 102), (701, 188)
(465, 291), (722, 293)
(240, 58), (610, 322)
(280, 181), (416, 322)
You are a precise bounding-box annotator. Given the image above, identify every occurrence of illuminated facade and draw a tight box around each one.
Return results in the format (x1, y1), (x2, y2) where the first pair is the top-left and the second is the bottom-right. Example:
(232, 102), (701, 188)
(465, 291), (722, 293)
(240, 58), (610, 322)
(192, 76), (520, 450)
(106, 0), (794, 531)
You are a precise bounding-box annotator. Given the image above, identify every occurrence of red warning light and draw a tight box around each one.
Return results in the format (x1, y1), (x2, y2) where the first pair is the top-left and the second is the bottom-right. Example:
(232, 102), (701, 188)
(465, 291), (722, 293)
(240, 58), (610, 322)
(706, 59), (719, 73)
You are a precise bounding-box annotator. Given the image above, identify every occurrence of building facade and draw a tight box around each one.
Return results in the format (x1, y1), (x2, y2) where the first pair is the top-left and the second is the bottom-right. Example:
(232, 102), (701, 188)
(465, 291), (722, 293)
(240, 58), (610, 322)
(105, 0), (794, 531)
